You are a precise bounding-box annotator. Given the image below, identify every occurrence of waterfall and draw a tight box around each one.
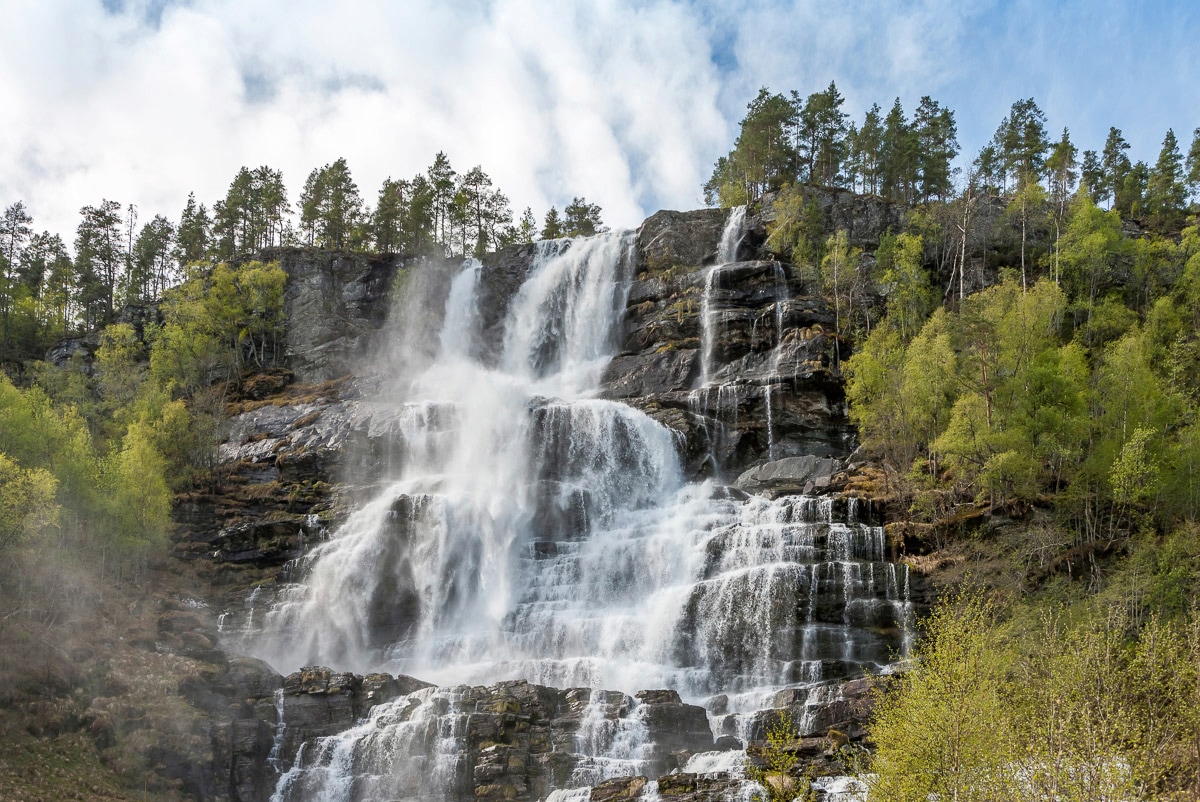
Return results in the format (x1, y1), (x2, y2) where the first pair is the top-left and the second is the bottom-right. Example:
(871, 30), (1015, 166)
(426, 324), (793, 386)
(272, 687), (470, 802)
(242, 229), (912, 795)
(568, 691), (651, 786)
(717, 206), (746, 264)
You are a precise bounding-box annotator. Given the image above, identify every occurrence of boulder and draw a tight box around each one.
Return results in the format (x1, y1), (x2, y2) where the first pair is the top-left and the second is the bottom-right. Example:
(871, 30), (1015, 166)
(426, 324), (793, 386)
(734, 455), (843, 496)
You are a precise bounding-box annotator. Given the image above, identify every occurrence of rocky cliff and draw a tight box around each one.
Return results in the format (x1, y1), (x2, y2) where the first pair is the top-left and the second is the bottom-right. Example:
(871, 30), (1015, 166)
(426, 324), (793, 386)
(158, 194), (929, 802)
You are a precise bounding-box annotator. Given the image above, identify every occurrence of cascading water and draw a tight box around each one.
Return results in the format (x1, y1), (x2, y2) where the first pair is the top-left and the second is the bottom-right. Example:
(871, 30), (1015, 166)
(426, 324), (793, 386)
(717, 205), (746, 264)
(241, 227), (911, 797)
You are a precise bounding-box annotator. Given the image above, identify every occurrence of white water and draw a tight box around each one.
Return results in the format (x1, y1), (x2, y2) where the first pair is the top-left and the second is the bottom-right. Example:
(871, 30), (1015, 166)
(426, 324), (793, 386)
(272, 686), (470, 802)
(242, 229), (910, 796)
(717, 206), (746, 264)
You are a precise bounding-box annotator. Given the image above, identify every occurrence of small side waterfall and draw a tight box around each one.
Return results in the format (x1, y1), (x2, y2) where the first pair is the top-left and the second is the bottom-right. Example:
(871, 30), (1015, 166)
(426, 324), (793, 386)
(568, 691), (650, 786)
(271, 687), (471, 802)
(717, 206), (746, 264)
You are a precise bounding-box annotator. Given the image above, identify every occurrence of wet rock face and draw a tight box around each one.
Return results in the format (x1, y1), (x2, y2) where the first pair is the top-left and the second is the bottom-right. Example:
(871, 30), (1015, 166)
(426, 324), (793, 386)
(265, 247), (405, 383)
(600, 209), (855, 478)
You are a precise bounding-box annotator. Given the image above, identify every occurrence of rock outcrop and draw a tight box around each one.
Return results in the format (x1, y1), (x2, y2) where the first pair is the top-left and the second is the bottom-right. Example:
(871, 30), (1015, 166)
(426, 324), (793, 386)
(263, 247), (406, 383)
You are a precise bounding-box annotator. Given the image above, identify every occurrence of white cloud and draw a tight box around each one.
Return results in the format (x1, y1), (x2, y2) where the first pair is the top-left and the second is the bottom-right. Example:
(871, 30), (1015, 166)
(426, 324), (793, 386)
(1, 0), (1196, 245)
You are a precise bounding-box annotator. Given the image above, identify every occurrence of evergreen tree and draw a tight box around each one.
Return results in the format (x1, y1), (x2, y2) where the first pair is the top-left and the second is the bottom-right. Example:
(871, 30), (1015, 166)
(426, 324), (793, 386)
(852, 103), (884, 195)
(406, 174), (436, 252)
(456, 166), (512, 256)
(0, 201), (33, 271)
(1186, 127), (1200, 202)
(912, 96), (959, 202)
(128, 215), (175, 303)
(1147, 128), (1187, 227)
(1080, 148), (1104, 204)
(541, 206), (564, 239)
(795, 81), (848, 186)
(74, 200), (125, 329)
(300, 158), (364, 250)
(22, 233), (73, 339)
(563, 197), (604, 237)
(1117, 160), (1150, 218)
(704, 88), (798, 206)
(1101, 127), (1133, 208)
(372, 177), (409, 253)
(996, 97), (1049, 188)
(0, 202), (34, 357)
(175, 192), (210, 267)
(513, 207), (538, 244)
(973, 143), (1003, 194)
(880, 98), (916, 203)
(1046, 128), (1079, 211)
(426, 151), (457, 247)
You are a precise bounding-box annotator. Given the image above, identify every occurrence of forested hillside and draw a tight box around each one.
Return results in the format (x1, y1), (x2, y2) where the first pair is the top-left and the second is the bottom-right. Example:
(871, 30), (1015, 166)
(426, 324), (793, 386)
(705, 84), (1200, 799)
(1, 78), (1200, 800)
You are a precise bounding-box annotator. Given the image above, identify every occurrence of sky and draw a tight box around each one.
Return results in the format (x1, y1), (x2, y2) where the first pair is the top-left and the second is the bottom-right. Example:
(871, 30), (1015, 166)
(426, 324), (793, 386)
(2, 0), (1198, 242)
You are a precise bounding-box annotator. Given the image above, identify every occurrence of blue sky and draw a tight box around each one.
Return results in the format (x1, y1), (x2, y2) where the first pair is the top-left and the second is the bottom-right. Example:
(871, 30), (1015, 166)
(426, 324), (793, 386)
(2, 0), (1197, 239)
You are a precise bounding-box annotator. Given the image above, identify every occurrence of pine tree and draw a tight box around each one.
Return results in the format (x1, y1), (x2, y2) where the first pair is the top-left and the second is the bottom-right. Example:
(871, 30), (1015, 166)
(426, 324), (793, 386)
(563, 198), (604, 237)
(912, 96), (959, 202)
(128, 215), (175, 303)
(300, 158), (364, 250)
(880, 98), (916, 203)
(74, 200), (125, 329)
(857, 103), (885, 195)
(1186, 127), (1200, 202)
(372, 177), (409, 254)
(704, 88), (798, 206)
(1005, 98), (1049, 187)
(175, 192), (210, 267)
(1046, 128), (1078, 211)
(1147, 128), (1187, 228)
(513, 207), (538, 244)
(795, 81), (848, 186)
(1080, 149), (1104, 204)
(541, 206), (564, 239)
(426, 152), (456, 247)
(1101, 127), (1132, 209)
(0, 202), (34, 355)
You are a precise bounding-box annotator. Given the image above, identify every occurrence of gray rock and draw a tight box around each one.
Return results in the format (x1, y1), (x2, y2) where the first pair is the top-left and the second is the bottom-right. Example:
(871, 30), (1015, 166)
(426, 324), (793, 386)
(637, 208), (728, 273)
(735, 455), (843, 496)
(600, 348), (699, 398)
(263, 248), (407, 383)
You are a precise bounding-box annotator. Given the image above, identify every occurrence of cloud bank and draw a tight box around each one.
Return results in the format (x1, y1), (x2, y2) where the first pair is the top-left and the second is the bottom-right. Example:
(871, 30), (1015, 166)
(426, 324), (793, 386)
(1, 0), (1197, 240)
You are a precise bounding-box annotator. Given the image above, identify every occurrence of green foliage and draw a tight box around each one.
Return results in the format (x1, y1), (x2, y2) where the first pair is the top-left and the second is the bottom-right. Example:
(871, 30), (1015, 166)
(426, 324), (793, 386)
(795, 81), (848, 187)
(1146, 128), (1187, 229)
(541, 206), (564, 239)
(102, 419), (171, 557)
(880, 232), (934, 341)
(150, 259), (286, 393)
(0, 453), (59, 552)
(562, 197), (604, 238)
(705, 88), (798, 206)
(867, 592), (1200, 800)
(745, 710), (812, 802)
(299, 157), (365, 250)
(868, 591), (1016, 802)
(765, 185), (825, 282)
